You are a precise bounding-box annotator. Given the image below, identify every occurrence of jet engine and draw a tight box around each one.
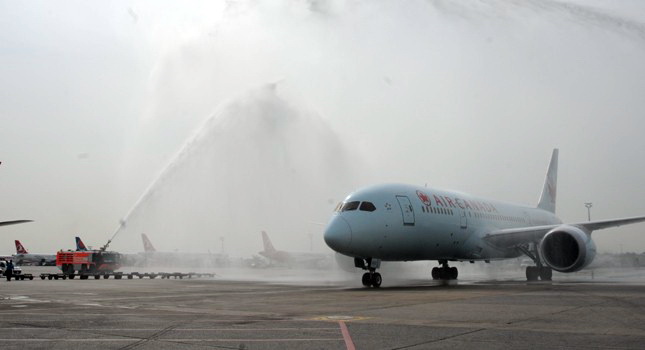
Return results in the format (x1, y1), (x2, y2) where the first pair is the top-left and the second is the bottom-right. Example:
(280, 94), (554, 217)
(539, 225), (596, 273)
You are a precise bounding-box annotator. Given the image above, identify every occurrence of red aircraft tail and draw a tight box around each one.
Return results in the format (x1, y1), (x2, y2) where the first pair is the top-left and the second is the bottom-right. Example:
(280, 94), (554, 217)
(15, 240), (28, 254)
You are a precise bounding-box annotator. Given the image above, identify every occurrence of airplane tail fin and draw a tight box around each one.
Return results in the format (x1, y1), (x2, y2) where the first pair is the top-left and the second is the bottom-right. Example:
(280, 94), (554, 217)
(75, 236), (88, 251)
(261, 231), (276, 253)
(537, 148), (558, 213)
(15, 240), (28, 254)
(142, 234), (156, 253)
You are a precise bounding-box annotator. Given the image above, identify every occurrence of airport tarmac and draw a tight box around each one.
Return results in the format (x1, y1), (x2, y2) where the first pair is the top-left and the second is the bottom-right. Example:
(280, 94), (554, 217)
(1, 267), (645, 349)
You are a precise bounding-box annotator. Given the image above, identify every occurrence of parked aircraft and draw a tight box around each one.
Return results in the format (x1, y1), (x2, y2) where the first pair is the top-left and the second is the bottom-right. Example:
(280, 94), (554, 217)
(258, 231), (331, 268)
(13, 240), (56, 266)
(134, 233), (229, 267)
(324, 149), (645, 287)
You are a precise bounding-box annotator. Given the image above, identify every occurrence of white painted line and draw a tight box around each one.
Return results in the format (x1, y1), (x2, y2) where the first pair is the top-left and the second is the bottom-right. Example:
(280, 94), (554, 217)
(0, 338), (344, 342)
(0, 327), (339, 331)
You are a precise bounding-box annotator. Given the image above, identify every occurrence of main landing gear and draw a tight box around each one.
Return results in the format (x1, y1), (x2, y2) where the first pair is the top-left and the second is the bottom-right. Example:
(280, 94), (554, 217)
(518, 244), (552, 281)
(431, 260), (458, 280)
(525, 265), (552, 281)
(355, 258), (382, 288)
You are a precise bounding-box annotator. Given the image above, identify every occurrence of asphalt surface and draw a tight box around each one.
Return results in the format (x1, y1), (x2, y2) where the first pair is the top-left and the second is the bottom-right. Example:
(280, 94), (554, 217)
(1, 267), (645, 349)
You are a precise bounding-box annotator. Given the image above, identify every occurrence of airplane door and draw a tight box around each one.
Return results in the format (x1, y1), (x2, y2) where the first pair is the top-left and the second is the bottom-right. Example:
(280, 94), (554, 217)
(396, 196), (415, 226)
(460, 209), (467, 229)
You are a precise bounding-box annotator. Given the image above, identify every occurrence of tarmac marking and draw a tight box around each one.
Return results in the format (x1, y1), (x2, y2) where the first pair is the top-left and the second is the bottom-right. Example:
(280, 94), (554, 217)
(0, 327), (339, 331)
(311, 315), (370, 322)
(0, 338), (344, 342)
(338, 321), (356, 350)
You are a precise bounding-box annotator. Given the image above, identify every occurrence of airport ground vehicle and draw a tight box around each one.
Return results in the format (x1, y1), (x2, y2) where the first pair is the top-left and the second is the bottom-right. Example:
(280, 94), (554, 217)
(0, 260), (34, 280)
(56, 250), (121, 277)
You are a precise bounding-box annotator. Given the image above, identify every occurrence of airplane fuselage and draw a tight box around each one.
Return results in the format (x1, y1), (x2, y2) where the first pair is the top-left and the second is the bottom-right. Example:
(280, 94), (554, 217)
(12, 253), (56, 266)
(325, 183), (561, 262)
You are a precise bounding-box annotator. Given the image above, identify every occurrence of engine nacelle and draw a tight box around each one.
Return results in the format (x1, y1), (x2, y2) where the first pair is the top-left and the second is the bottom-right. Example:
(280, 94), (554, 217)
(539, 225), (596, 273)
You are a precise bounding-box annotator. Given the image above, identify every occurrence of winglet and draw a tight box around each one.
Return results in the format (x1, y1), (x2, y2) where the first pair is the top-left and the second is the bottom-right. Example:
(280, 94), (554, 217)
(537, 149), (558, 213)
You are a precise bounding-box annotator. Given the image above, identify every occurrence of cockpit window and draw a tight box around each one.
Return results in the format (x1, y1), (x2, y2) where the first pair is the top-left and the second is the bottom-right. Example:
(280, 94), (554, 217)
(359, 201), (376, 212)
(334, 202), (343, 212)
(341, 201), (360, 211)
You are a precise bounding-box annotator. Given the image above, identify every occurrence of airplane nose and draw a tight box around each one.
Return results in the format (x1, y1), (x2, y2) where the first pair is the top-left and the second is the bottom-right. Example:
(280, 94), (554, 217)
(324, 216), (352, 253)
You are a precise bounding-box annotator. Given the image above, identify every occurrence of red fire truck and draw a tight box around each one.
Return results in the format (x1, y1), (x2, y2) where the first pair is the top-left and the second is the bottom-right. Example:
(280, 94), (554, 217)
(57, 250), (121, 276)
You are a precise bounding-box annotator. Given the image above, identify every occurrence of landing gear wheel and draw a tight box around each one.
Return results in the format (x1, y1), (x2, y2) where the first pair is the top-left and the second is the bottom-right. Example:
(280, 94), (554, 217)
(431, 267), (439, 280)
(361, 273), (371, 287)
(539, 267), (552, 281)
(371, 273), (382, 288)
(526, 266), (539, 281)
(449, 267), (458, 280)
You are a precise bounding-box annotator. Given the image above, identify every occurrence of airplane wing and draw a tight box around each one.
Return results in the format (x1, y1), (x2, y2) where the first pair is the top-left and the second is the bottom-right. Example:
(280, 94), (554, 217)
(0, 220), (33, 227)
(483, 215), (645, 247)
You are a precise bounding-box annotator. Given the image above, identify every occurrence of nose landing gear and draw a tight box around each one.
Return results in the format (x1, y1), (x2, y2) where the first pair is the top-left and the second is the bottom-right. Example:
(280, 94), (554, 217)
(431, 260), (458, 280)
(362, 271), (382, 288)
(355, 257), (382, 288)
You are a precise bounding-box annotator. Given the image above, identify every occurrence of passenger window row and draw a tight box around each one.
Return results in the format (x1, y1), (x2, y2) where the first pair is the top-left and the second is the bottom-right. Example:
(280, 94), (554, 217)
(422, 206), (453, 216)
(473, 211), (524, 223)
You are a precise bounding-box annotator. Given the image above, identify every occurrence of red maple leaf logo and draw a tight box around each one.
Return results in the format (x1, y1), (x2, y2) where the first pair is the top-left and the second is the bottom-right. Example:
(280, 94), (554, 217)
(416, 190), (431, 206)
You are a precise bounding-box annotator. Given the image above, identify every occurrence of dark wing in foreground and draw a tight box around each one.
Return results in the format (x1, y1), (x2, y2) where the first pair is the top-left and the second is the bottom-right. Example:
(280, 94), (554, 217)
(0, 220), (33, 227)
(483, 215), (645, 248)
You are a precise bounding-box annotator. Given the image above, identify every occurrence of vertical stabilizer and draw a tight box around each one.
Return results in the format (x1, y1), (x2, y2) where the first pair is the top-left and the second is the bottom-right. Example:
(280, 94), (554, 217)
(261, 231), (276, 253)
(537, 149), (559, 213)
(75, 237), (88, 251)
(15, 240), (28, 254)
(141, 234), (156, 253)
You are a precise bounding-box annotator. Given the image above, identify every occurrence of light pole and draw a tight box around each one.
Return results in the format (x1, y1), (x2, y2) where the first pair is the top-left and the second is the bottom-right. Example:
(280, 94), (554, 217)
(584, 202), (593, 221)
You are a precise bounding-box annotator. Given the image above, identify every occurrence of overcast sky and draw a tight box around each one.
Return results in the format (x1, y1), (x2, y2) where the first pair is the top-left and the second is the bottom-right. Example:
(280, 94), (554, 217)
(2, 0), (645, 256)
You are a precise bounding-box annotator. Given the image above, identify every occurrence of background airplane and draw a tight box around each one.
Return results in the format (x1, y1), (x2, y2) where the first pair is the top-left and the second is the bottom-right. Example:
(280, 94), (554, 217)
(132, 233), (229, 268)
(13, 239), (56, 266)
(258, 231), (331, 269)
(324, 149), (645, 287)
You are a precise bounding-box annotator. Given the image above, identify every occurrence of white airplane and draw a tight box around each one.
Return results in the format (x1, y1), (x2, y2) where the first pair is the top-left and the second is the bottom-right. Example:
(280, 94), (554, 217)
(258, 231), (331, 269)
(131, 233), (230, 267)
(324, 149), (645, 287)
(12, 240), (56, 266)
